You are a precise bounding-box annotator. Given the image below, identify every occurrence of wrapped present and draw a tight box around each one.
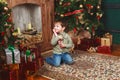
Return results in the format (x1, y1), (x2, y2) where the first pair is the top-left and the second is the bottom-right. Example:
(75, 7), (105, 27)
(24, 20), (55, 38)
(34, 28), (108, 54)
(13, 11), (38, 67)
(27, 60), (39, 72)
(29, 47), (40, 58)
(27, 75), (34, 80)
(104, 33), (112, 45)
(8, 64), (19, 70)
(101, 38), (111, 46)
(0, 69), (19, 80)
(97, 46), (111, 54)
(5, 47), (20, 64)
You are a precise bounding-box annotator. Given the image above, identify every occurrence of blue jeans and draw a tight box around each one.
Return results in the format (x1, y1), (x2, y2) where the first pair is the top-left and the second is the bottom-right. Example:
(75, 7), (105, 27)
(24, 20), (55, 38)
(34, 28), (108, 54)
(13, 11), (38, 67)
(45, 52), (73, 67)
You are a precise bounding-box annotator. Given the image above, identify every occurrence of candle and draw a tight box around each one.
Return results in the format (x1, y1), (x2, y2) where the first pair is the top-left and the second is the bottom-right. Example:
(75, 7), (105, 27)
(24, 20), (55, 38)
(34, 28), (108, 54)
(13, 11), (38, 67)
(28, 23), (32, 30)
(17, 27), (21, 35)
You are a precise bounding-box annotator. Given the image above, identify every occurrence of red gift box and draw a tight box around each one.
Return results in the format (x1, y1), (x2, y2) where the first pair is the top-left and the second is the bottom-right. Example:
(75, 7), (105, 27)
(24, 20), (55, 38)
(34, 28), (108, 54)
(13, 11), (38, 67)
(27, 60), (39, 73)
(0, 70), (19, 80)
(97, 46), (111, 54)
(30, 47), (40, 58)
(77, 38), (101, 51)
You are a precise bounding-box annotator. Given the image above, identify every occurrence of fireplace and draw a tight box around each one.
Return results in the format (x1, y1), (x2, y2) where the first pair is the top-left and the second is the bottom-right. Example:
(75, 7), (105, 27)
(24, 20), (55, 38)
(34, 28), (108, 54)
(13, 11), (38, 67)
(12, 3), (42, 33)
(7, 0), (54, 52)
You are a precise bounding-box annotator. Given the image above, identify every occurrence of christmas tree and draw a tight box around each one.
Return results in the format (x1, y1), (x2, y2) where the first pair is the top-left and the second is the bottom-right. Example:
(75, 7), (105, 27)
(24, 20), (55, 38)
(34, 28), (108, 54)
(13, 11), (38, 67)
(0, 1), (14, 50)
(55, 0), (104, 37)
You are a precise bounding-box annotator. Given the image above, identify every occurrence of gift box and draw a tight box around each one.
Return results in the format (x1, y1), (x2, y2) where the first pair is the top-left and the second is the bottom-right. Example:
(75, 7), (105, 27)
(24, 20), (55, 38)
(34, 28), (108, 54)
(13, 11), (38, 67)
(26, 74), (35, 80)
(0, 69), (19, 80)
(27, 60), (39, 73)
(97, 46), (111, 54)
(5, 48), (20, 64)
(8, 64), (19, 70)
(18, 69), (27, 80)
(104, 33), (112, 45)
(29, 47), (40, 58)
(76, 38), (101, 51)
(101, 38), (111, 47)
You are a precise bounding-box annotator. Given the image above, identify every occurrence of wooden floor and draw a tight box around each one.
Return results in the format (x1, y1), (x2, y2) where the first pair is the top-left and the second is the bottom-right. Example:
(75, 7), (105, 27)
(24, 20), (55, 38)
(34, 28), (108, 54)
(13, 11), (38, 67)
(33, 44), (120, 80)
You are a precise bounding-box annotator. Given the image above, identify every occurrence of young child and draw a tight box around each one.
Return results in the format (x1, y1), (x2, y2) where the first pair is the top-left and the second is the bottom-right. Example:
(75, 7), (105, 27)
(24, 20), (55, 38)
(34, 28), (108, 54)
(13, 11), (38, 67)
(45, 21), (74, 67)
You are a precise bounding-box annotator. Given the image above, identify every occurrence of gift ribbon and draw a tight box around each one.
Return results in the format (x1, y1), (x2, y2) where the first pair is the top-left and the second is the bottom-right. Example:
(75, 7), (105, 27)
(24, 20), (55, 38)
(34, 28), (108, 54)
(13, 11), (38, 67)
(8, 45), (15, 64)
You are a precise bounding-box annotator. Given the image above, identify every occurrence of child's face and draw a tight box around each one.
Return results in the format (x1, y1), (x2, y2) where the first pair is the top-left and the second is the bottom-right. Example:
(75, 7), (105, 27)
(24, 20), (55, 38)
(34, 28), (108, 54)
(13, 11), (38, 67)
(54, 22), (64, 33)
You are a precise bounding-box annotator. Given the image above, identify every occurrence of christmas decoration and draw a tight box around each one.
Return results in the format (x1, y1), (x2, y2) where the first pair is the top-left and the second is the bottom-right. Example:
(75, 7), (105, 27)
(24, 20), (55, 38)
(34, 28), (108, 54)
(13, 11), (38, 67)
(55, 0), (104, 37)
(87, 47), (97, 53)
(97, 46), (111, 54)
(5, 45), (20, 64)
(0, 1), (14, 51)
(101, 38), (111, 47)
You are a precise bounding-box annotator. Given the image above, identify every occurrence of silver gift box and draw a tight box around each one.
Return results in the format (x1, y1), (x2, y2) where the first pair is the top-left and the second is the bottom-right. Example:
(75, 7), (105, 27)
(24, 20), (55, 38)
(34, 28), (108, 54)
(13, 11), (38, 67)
(5, 48), (21, 64)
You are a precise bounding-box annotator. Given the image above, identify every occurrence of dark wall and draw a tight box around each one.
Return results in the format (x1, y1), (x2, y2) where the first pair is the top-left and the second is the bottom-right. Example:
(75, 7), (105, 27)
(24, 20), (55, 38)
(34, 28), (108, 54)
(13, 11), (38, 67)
(102, 0), (120, 44)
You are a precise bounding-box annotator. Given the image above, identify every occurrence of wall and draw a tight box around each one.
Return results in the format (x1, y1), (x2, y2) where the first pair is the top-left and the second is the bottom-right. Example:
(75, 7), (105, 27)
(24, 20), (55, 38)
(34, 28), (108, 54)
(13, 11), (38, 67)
(103, 0), (120, 44)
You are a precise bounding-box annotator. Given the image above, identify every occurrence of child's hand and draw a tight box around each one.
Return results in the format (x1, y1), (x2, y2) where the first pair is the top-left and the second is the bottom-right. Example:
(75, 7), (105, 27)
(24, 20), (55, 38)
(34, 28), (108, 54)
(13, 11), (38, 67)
(58, 41), (65, 48)
(53, 29), (57, 36)
(60, 42), (66, 48)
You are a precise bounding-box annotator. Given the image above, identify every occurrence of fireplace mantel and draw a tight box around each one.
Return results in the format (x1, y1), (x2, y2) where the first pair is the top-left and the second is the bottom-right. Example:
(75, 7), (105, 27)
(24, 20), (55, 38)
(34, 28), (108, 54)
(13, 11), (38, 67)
(7, 0), (50, 8)
(7, 0), (54, 52)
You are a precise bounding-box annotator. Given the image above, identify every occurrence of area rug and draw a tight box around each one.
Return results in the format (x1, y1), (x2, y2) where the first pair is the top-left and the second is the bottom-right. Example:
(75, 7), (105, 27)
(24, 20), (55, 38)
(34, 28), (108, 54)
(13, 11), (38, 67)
(38, 50), (120, 80)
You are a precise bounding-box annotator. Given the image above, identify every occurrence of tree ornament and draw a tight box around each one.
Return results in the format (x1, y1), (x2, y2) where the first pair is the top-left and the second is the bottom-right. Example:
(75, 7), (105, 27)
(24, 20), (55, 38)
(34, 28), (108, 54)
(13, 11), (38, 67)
(73, 28), (77, 33)
(75, 16), (79, 25)
(90, 13), (94, 15)
(97, 5), (100, 9)
(60, 14), (64, 17)
(1, 32), (5, 36)
(1, 40), (5, 45)
(96, 13), (103, 20)
(7, 17), (12, 22)
(4, 7), (8, 11)
(8, 13), (10, 16)
(79, 4), (83, 8)
(86, 27), (89, 30)
(62, 2), (71, 7)
(59, 1), (62, 5)
(86, 4), (93, 13)
(99, 13), (103, 18)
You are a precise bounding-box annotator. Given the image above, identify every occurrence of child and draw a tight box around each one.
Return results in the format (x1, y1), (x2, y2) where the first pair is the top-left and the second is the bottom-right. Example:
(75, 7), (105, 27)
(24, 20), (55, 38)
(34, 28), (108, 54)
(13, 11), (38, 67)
(45, 21), (74, 67)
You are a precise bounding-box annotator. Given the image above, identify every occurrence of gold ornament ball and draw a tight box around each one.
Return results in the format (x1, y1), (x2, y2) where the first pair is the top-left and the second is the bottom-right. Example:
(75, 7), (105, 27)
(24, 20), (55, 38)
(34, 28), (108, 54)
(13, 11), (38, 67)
(91, 6), (94, 9)
(79, 4), (83, 8)
(97, 6), (100, 9)
(8, 14), (11, 16)
(60, 14), (64, 17)
(59, 2), (62, 5)
(90, 13), (94, 15)
(86, 27), (89, 30)
(4, 7), (8, 11)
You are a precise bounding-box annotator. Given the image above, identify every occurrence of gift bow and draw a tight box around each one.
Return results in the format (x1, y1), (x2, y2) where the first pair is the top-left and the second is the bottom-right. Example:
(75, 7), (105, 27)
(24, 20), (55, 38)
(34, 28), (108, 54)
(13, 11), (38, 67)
(8, 45), (15, 63)
(26, 50), (31, 57)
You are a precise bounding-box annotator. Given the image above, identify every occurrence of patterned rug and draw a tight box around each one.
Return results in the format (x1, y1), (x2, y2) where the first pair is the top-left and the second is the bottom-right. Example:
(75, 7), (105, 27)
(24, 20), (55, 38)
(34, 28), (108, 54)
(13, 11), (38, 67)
(38, 50), (120, 80)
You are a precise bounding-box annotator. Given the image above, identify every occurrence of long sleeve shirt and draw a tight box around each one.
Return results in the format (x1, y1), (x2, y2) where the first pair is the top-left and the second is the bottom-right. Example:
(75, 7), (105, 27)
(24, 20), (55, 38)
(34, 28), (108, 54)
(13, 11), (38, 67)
(51, 32), (73, 54)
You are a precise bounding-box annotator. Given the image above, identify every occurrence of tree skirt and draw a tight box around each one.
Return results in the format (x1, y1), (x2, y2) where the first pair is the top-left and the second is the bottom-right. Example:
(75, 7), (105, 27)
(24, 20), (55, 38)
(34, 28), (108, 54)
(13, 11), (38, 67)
(38, 50), (120, 80)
